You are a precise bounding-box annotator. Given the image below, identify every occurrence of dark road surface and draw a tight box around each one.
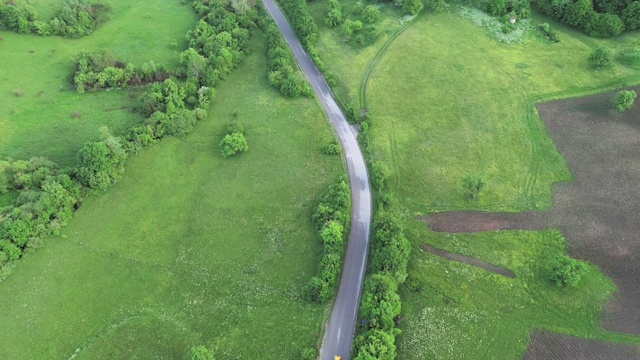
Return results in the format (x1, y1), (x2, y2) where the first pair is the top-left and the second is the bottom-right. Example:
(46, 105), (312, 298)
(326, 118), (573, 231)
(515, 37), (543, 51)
(262, 1), (373, 359)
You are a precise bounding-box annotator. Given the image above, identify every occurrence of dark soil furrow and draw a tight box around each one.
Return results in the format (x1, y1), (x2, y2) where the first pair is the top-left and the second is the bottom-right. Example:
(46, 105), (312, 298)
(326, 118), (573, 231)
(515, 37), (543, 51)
(421, 244), (516, 278)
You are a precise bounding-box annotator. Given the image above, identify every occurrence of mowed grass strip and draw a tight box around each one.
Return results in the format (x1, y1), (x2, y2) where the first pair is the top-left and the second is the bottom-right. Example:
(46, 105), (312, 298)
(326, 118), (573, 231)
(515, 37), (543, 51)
(366, 11), (634, 212)
(0, 34), (343, 359)
(0, 0), (197, 166)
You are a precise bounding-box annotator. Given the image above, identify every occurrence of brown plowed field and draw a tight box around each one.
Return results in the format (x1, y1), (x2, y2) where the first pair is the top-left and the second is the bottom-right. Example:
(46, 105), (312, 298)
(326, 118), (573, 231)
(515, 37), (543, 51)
(425, 86), (640, 342)
(524, 332), (640, 360)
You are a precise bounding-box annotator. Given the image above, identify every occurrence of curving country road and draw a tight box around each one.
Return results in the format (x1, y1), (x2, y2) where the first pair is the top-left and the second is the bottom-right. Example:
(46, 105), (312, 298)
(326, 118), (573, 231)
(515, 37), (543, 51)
(261, 1), (373, 359)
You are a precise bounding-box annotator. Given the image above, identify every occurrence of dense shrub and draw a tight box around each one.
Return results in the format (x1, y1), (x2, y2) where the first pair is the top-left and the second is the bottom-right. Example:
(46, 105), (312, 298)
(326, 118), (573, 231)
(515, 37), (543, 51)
(265, 22), (312, 97)
(219, 121), (248, 158)
(322, 140), (342, 155)
(363, 5), (380, 23)
(622, 1), (640, 30)
(305, 180), (350, 303)
(359, 273), (401, 331)
(462, 175), (486, 201)
(353, 329), (398, 360)
(614, 90), (637, 111)
(74, 127), (128, 192)
(539, 22), (559, 42)
(326, 0), (344, 27)
(548, 255), (586, 287)
(276, 0), (318, 48)
(188, 345), (215, 360)
(73, 51), (169, 93)
(402, 0), (424, 15)
(370, 214), (410, 283)
(588, 46), (613, 68)
(369, 161), (389, 192)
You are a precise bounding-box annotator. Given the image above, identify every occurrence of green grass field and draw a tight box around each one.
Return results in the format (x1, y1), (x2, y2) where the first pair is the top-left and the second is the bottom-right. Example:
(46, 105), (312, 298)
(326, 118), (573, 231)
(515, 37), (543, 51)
(0, 33), (344, 359)
(311, 3), (640, 358)
(0, 0), (197, 166)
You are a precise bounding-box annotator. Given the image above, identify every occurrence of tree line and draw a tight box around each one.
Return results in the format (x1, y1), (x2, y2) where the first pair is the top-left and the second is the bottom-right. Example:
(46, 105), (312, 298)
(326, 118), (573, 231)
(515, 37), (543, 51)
(0, 0), (111, 38)
(0, 0), (260, 279)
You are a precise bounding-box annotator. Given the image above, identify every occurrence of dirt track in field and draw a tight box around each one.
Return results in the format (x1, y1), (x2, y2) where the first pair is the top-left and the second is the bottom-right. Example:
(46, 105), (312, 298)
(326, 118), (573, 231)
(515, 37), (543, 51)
(425, 86), (640, 343)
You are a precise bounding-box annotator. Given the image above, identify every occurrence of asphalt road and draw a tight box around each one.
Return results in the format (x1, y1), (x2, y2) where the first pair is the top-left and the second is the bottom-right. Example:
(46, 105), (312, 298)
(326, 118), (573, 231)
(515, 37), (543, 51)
(261, 1), (373, 359)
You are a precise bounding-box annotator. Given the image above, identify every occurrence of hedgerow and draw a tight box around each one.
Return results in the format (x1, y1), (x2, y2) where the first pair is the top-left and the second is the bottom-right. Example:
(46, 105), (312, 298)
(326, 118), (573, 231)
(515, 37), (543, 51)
(304, 180), (351, 302)
(264, 21), (313, 97)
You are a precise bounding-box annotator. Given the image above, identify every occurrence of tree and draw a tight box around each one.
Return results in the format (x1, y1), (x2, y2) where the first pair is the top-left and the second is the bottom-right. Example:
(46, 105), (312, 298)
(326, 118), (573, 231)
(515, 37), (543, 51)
(462, 175), (485, 201)
(622, 1), (640, 30)
(75, 127), (128, 191)
(363, 5), (380, 23)
(353, 329), (397, 360)
(588, 46), (613, 68)
(548, 255), (586, 287)
(180, 48), (207, 84)
(614, 90), (637, 111)
(188, 345), (214, 360)
(220, 132), (248, 157)
(425, 0), (448, 12)
(402, 0), (424, 15)
(325, 0), (343, 27)
(359, 273), (401, 331)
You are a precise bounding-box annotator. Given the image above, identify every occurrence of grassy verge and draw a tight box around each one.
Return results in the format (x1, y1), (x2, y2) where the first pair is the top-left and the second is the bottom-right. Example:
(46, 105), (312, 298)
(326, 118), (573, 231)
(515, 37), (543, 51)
(0, 33), (344, 359)
(0, 0), (197, 166)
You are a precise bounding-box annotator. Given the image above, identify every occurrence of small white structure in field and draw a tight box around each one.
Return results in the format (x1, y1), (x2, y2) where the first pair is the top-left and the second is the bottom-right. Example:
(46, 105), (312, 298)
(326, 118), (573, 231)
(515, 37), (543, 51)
(510, 16), (517, 24)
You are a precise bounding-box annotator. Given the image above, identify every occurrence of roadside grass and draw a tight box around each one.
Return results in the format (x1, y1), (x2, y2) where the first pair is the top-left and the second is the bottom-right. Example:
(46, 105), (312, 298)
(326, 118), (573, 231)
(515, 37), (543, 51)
(0, 34), (344, 359)
(0, 0), (196, 166)
(366, 11), (636, 212)
(397, 227), (640, 360)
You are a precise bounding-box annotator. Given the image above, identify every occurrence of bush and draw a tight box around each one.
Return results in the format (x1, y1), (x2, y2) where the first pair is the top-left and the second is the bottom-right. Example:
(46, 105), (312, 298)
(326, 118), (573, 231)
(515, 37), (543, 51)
(370, 213), (410, 283)
(363, 5), (380, 23)
(300, 347), (317, 360)
(188, 345), (214, 360)
(588, 46), (613, 68)
(370, 161), (389, 191)
(462, 175), (485, 201)
(322, 140), (342, 155)
(402, 0), (424, 15)
(353, 328), (398, 360)
(425, 0), (448, 12)
(75, 127), (128, 192)
(359, 273), (401, 331)
(265, 22), (312, 97)
(220, 132), (249, 158)
(326, 0), (343, 27)
(539, 22), (559, 43)
(548, 255), (586, 287)
(622, 1), (640, 30)
(614, 90), (637, 112)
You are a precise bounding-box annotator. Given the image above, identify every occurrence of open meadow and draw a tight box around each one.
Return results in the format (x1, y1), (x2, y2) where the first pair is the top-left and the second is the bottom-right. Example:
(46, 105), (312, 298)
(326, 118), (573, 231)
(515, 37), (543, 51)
(0, 31), (344, 359)
(0, 0), (196, 166)
(311, 1), (640, 357)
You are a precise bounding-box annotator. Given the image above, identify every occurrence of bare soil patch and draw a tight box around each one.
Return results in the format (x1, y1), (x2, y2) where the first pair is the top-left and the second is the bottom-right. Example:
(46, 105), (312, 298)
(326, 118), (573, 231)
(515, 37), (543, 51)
(421, 244), (516, 278)
(524, 332), (640, 360)
(425, 85), (640, 335)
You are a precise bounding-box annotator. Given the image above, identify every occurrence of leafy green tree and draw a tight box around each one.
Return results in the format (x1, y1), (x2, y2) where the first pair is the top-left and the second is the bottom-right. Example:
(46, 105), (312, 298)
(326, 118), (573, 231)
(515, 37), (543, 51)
(622, 1), (640, 30)
(363, 5), (380, 23)
(325, 0), (343, 27)
(371, 214), (410, 283)
(359, 273), (401, 331)
(588, 46), (613, 68)
(370, 161), (389, 191)
(188, 345), (214, 360)
(425, 0), (448, 12)
(353, 329), (397, 360)
(614, 90), (637, 111)
(462, 175), (485, 201)
(548, 255), (586, 287)
(75, 127), (128, 191)
(220, 132), (249, 157)
(180, 48), (208, 84)
(402, 0), (424, 15)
